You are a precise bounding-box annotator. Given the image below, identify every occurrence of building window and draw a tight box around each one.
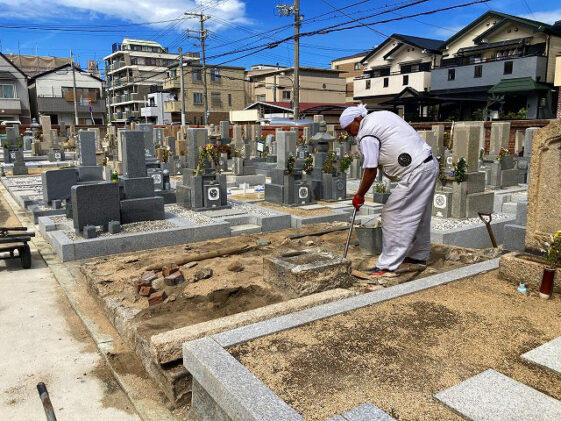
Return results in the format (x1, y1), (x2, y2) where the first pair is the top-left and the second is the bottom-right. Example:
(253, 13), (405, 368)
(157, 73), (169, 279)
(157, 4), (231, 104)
(403, 75), (409, 85)
(256, 94), (266, 102)
(211, 92), (221, 107)
(366, 80), (371, 89)
(474, 65), (482, 78)
(228, 93), (232, 107)
(192, 69), (202, 82)
(193, 92), (203, 105)
(0, 84), (15, 99)
(282, 90), (291, 100)
(448, 69), (456, 81)
(504, 61), (513, 75)
(383, 77), (389, 88)
(210, 68), (221, 82)
(354, 63), (360, 70)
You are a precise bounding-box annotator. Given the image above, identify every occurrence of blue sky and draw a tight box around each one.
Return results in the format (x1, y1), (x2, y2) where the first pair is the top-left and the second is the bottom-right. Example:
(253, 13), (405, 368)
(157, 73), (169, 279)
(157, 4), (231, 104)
(0, 0), (560, 76)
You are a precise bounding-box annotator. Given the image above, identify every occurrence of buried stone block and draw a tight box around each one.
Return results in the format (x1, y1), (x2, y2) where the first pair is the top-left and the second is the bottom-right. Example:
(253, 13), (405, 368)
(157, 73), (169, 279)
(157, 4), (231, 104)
(432, 191), (453, 218)
(108, 220), (122, 234)
(77, 165), (103, 182)
(83, 225), (97, 239)
(121, 177), (154, 199)
(263, 248), (352, 297)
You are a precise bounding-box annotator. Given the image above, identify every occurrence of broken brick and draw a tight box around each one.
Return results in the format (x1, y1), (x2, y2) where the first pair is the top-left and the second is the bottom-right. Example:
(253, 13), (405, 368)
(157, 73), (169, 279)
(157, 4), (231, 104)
(141, 271), (157, 282)
(162, 263), (179, 277)
(139, 286), (152, 297)
(164, 271), (184, 286)
(148, 290), (167, 306)
(133, 279), (151, 294)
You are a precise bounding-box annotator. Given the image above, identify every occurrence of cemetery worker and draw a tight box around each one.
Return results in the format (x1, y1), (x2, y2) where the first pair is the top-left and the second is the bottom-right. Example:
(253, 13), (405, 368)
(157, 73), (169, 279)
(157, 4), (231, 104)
(340, 106), (439, 277)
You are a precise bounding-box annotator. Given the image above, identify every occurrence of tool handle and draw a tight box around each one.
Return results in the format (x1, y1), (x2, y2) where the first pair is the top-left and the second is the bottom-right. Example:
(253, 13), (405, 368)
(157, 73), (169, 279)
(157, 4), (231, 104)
(343, 208), (357, 259)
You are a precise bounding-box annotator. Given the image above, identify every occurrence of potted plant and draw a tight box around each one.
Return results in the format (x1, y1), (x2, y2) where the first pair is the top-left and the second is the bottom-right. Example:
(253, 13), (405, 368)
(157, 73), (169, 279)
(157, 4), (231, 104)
(373, 182), (391, 204)
(322, 151), (336, 175)
(540, 230), (561, 299)
(497, 147), (513, 169)
(284, 153), (296, 176)
(453, 158), (468, 183)
(338, 152), (353, 174)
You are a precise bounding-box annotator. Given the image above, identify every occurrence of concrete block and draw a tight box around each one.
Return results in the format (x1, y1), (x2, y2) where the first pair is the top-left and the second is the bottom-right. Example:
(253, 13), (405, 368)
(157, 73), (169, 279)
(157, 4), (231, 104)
(77, 165), (103, 182)
(83, 225), (97, 239)
(502, 201), (518, 214)
(71, 182), (121, 232)
(331, 403), (396, 421)
(432, 190), (453, 218)
(435, 369), (561, 420)
(108, 220), (121, 234)
(502, 224), (526, 252)
(51, 199), (62, 209)
(78, 130), (97, 166)
(121, 177), (154, 199)
(515, 201), (527, 226)
(466, 191), (494, 218)
(522, 336), (561, 376)
(120, 196), (165, 224)
(500, 168), (519, 188)
(42, 168), (79, 203)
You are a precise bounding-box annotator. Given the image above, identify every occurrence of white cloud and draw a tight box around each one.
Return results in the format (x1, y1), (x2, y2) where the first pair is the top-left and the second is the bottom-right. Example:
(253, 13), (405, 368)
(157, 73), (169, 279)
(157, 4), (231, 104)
(0, 0), (250, 31)
(521, 9), (561, 25)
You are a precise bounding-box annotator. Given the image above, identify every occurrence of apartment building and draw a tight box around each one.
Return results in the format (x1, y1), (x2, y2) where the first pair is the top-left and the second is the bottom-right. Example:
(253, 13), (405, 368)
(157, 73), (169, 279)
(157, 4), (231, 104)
(0, 53), (32, 124)
(28, 63), (105, 125)
(353, 34), (443, 119)
(246, 66), (346, 105)
(162, 62), (246, 125)
(104, 39), (196, 124)
(140, 92), (173, 125)
(432, 11), (561, 120)
(331, 51), (369, 102)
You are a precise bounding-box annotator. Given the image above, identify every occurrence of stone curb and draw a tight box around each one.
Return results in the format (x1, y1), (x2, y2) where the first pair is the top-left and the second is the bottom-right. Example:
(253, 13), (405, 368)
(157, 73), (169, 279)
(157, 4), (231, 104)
(0, 181), (176, 421)
(183, 258), (500, 420)
(212, 258), (500, 348)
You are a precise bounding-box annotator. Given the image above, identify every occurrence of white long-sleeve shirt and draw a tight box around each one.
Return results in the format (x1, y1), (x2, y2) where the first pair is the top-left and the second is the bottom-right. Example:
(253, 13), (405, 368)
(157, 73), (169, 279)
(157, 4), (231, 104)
(357, 111), (431, 179)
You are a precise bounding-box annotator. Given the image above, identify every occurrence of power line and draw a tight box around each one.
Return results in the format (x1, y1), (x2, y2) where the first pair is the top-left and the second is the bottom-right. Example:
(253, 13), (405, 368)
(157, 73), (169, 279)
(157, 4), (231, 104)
(319, 0), (388, 38)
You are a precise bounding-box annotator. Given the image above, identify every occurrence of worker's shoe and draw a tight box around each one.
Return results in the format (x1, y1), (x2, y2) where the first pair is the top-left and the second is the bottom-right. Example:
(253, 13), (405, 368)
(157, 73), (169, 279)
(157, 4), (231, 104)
(403, 257), (427, 266)
(367, 267), (397, 278)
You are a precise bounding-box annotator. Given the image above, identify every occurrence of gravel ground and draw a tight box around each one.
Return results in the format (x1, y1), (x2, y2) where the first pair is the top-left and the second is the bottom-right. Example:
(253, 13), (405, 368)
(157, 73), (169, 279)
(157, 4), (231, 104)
(230, 202), (278, 216)
(165, 205), (216, 225)
(431, 213), (512, 231)
(50, 216), (71, 223)
(64, 219), (177, 240)
(2, 175), (42, 186)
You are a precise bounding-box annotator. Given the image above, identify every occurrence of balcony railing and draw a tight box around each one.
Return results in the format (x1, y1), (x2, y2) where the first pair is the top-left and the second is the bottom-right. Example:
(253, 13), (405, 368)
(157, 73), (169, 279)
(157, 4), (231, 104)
(0, 98), (22, 113)
(164, 101), (181, 112)
(163, 78), (180, 90)
(439, 52), (546, 68)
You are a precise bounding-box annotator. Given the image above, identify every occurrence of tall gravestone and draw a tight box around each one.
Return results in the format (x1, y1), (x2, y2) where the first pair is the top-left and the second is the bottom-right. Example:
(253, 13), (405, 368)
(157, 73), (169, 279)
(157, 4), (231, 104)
(186, 128), (208, 170)
(487, 122), (518, 188)
(276, 131), (297, 170)
(121, 131), (147, 178)
(419, 131), (442, 158)
(220, 121), (230, 143)
(77, 130), (103, 181)
(232, 125), (243, 151)
(136, 123), (155, 157)
(488, 122), (510, 157)
(525, 120), (561, 253)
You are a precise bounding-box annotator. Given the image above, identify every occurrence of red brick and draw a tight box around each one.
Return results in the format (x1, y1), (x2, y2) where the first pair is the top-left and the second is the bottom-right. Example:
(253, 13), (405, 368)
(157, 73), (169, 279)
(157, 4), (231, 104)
(139, 286), (152, 297)
(164, 271), (184, 286)
(141, 271), (157, 282)
(133, 279), (151, 294)
(148, 290), (167, 306)
(162, 263), (179, 278)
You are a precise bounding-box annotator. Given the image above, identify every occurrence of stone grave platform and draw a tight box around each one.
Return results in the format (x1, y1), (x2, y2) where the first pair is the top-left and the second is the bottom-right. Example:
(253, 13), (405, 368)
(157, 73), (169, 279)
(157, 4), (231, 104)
(182, 260), (504, 421)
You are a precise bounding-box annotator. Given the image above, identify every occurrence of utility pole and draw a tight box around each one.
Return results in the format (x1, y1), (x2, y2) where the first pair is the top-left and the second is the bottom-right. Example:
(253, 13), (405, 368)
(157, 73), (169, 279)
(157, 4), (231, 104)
(70, 49), (79, 126)
(178, 47), (186, 125)
(185, 12), (210, 125)
(276, 1), (301, 120)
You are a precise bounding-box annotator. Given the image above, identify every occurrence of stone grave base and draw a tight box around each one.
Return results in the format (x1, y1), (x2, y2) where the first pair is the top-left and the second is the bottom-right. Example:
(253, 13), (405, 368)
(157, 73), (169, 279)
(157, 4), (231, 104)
(183, 259), (500, 421)
(499, 252), (561, 294)
(430, 214), (516, 249)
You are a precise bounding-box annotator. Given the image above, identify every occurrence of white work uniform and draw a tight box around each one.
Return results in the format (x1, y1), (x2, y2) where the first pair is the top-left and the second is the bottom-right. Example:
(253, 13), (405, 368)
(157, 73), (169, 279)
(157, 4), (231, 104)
(357, 111), (439, 271)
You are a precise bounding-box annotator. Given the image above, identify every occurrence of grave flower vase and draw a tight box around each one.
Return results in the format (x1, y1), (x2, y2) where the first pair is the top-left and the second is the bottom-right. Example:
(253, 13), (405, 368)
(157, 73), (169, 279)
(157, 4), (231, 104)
(539, 267), (555, 299)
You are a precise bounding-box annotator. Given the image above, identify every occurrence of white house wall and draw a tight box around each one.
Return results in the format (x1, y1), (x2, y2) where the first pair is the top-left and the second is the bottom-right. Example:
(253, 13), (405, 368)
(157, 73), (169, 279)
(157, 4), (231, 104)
(35, 70), (102, 97)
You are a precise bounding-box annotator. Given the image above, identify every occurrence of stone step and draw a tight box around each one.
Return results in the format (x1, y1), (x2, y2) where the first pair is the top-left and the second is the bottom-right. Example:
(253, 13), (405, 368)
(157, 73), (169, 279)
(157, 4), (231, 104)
(522, 336), (561, 376)
(435, 369), (561, 420)
(230, 224), (261, 236)
(326, 402), (396, 421)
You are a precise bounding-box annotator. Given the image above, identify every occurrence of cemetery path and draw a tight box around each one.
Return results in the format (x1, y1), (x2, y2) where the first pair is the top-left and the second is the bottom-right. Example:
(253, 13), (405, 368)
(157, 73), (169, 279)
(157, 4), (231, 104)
(0, 187), (140, 420)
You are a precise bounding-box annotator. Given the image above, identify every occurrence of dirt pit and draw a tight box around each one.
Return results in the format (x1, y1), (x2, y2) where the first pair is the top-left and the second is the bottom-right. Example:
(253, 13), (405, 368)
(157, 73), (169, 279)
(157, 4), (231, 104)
(230, 271), (561, 421)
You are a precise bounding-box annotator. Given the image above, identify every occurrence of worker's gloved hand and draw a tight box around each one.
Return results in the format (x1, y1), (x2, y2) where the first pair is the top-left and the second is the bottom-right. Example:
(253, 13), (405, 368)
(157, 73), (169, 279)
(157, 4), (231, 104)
(352, 194), (365, 211)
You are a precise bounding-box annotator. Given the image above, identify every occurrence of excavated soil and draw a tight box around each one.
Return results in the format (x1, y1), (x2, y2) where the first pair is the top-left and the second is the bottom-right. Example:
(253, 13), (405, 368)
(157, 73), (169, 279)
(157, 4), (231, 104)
(231, 271), (561, 421)
(81, 223), (497, 341)
(256, 201), (334, 217)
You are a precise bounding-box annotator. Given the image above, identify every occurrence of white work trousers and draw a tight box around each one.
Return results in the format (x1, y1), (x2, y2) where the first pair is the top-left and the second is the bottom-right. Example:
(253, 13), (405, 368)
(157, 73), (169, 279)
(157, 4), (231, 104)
(375, 158), (439, 271)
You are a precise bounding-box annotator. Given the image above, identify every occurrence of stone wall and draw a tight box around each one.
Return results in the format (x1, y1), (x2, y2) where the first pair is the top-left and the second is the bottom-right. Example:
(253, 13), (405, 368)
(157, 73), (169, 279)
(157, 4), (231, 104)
(525, 120), (561, 253)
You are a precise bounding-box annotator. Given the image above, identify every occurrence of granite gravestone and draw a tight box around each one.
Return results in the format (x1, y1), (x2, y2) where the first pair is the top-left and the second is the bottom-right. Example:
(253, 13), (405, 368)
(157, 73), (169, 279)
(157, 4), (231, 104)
(77, 131), (103, 182)
(121, 130), (147, 178)
(71, 182), (121, 234)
